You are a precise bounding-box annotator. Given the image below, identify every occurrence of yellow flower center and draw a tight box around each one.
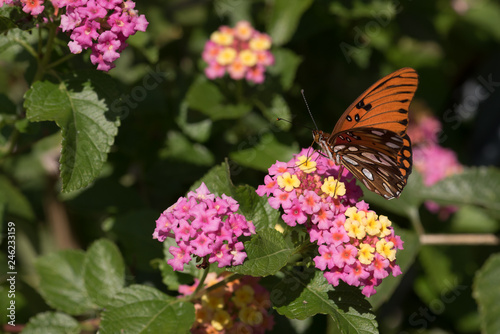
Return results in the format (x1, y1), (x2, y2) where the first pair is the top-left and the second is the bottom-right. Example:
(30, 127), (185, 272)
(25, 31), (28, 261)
(277, 172), (300, 192)
(376, 239), (396, 261)
(321, 176), (346, 198)
(216, 47), (237, 66)
(239, 50), (258, 67)
(249, 35), (271, 51)
(211, 31), (234, 46)
(296, 155), (317, 173)
(358, 243), (375, 264)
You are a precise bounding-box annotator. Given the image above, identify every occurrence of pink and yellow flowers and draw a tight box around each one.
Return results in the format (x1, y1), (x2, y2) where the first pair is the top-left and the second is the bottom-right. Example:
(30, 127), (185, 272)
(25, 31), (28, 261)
(257, 149), (403, 297)
(180, 273), (274, 334)
(153, 183), (256, 271)
(202, 21), (274, 84)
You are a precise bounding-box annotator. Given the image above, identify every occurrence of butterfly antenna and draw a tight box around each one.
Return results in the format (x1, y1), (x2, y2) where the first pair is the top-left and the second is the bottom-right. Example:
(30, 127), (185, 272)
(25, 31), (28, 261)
(276, 117), (315, 131)
(301, 89), (319, 131)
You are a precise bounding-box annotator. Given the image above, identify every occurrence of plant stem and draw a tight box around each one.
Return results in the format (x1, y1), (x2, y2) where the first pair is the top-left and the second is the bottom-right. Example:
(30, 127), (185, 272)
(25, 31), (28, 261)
(408, 206), (424, 236)
(191, 261), (210, 298)
(420, 234), (499, 245)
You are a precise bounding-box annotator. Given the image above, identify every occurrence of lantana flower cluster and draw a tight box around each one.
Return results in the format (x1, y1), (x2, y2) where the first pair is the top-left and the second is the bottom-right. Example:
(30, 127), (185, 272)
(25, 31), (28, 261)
(202, 21), (274, 84)
(179, 273), (274, 334)
(0, 0), (148, 71)
(408, 114), (463, 219)
(256, 149), (403, 297)
(153, 183), (256, 271)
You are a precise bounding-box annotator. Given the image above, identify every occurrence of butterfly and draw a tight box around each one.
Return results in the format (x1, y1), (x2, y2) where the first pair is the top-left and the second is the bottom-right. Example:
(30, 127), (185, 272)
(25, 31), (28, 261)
(312, 67), (418, 199)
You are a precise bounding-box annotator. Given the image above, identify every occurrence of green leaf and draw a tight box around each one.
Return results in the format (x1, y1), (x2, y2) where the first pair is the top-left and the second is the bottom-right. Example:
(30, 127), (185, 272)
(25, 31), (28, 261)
(230, 133), (298, 172)
(109, 210), (164, 272)
(267, 0), (314, 45)
(185, 78), (224, 111)
(189, 162), (234, 198)
(0, 174), (35, 221)
(273, 269), (378, 333)
(24, 80), (119, 192)
(0, 16), (17, 34)
(233, 185), (281, 231)
(369, 228), (420, 309)
(330, 0), (398, 19)
(100, 285), (195, 334)
(416, 246), (460, 303)
(420, 167), (500, 218)
(229, 228), (294, 276)
(176, 101), (212, 142)
(473, 253), (500, 334)
(35, 250), (96, 315)
(450, 205), (499, 233)
(185, 78), (251, 120)
(84, 239), (125, 308)
(464, 1), (500, 41)
(23, 312), (80, 334)
(260, 94), (292, 131)
(159, 131), (214, 166)
(267, 49), (303, 91)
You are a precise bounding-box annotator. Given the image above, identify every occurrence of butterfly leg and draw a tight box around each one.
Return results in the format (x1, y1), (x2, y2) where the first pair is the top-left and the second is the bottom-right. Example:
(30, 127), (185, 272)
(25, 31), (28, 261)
(333, 164), (344, 198)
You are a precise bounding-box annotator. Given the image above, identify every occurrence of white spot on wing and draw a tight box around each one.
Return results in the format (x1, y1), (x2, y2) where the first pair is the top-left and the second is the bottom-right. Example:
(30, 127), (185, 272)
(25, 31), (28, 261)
(348, 146), (358, 152)
(386, 142), (400, 149)
(362, 168), (373, 180)
(372, 130), (385, 136)
(361, 152), (377, 161)
(334, 145), (345, 152)
(343, 156), (358, 166)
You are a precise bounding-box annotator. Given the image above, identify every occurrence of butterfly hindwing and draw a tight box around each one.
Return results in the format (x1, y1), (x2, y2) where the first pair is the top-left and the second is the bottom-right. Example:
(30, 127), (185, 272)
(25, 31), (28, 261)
(330, 128), (409, 199)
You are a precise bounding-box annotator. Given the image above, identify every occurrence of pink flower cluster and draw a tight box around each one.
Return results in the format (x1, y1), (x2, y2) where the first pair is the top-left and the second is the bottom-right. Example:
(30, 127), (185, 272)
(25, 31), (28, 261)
(202, 21), (274, 84)
(0, 0), (148, 71)
(179, 273), (274, 334)
(408, 115), (463, 219)
(0, 0), (44, 15)
(313, 202), (403, 297)
(57, 0), (148, 71)
(153, 183), (256, 271)
(256, 149), (403, 297)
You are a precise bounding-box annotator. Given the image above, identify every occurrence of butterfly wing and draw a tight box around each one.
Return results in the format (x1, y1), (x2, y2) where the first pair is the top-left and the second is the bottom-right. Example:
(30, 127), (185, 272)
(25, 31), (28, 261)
(332, 67), (418, 136)
(329, 128), (412, 199)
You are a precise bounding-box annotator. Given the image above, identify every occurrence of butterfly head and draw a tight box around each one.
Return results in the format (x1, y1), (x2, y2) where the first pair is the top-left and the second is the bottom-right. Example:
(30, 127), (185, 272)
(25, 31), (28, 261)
(312, 130), (327, 144)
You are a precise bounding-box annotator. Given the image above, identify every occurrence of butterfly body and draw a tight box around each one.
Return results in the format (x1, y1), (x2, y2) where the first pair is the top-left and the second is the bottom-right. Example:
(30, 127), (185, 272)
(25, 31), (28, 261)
(313, 68), (418, 199)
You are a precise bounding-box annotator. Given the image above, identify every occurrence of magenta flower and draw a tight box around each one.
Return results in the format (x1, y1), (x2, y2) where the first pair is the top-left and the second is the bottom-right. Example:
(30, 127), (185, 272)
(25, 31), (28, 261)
(0, 0), (149, 71)
(202, 21), (274, 84)
(257, 149), (404, 297)
(256, 175), (278, 197)
(344, 262), (370, 286)
(409, 115), (463, 220)
(154, 183), (256, 270)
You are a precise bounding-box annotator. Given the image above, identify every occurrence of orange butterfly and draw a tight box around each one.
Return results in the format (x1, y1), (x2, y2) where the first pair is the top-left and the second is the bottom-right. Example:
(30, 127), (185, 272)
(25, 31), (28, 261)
(312, 67), (418, 199)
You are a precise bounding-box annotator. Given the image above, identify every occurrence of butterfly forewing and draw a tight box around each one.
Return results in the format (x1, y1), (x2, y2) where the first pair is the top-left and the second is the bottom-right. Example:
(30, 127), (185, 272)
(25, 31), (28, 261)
(332, 67), (418, 137)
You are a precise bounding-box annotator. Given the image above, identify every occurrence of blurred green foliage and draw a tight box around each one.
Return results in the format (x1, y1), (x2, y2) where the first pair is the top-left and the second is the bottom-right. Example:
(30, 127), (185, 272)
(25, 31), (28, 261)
(1, 0), (500, 333)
